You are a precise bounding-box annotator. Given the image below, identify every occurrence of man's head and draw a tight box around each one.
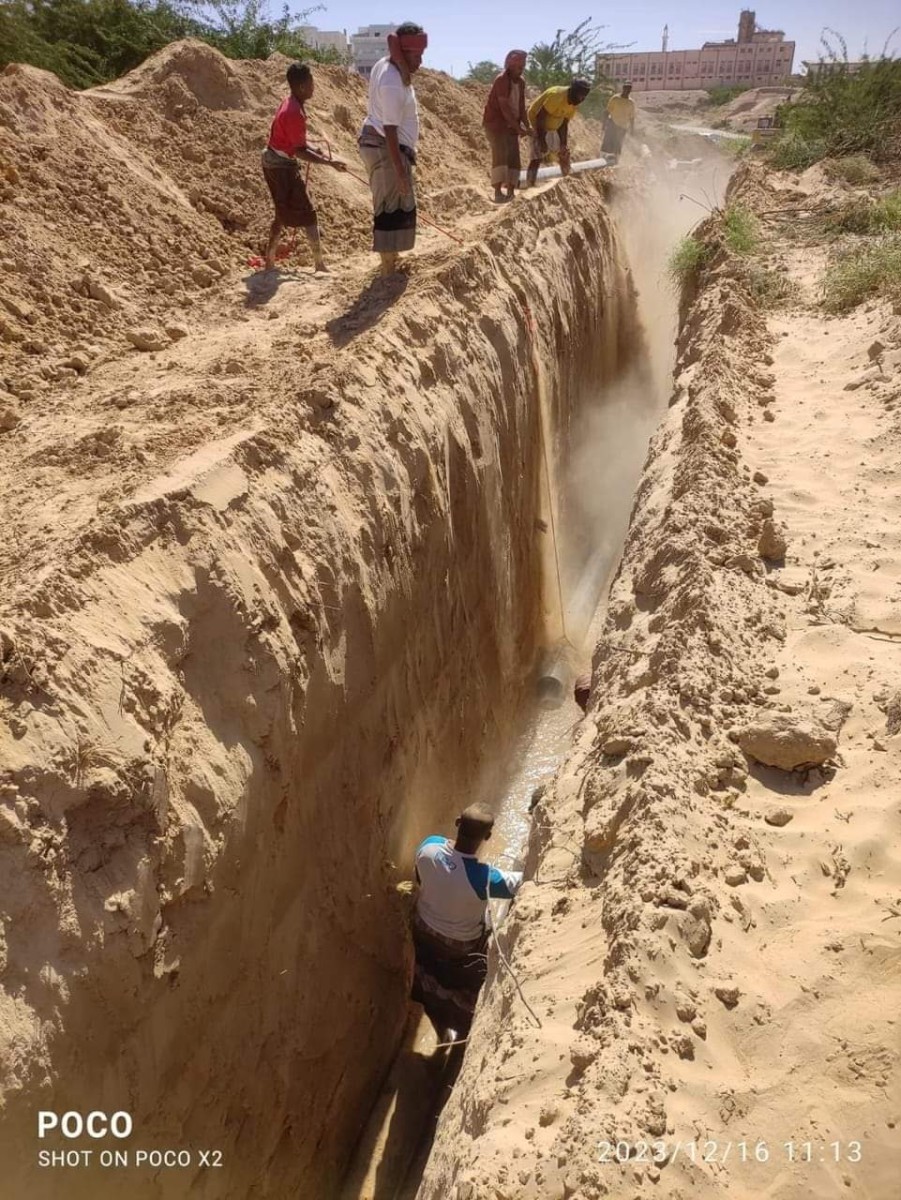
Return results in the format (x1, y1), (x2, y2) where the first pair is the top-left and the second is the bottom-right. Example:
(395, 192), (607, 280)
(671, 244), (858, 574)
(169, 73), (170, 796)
(390, 21), (428, 74)
(286, 62), (314, 102)
(454, 804), (495, 851)
(504, 49), (528, 79)
(621, 82), (633, 98)
(568, 78), (592, 106)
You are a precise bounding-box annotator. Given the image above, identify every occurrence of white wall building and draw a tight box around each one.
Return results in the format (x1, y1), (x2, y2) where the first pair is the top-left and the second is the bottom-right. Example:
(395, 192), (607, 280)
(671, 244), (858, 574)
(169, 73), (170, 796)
(351, 24), (395, 78)
(298, 26), (350, 58)
(598, 9), (795, 92)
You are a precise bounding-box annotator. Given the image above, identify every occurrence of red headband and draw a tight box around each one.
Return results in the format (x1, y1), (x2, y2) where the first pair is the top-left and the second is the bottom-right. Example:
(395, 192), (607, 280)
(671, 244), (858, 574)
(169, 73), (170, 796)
(398, 33), (428, 52)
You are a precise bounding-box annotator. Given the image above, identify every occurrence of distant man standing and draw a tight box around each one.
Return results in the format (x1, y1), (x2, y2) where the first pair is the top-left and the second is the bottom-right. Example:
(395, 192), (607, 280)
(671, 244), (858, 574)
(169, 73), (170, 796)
(261, 62), (347, 272)
(602, 82), (636, 161)
(482, 50), (530, 203)
(524, 78), (591, 187)
(358, 21), (428, 276)
(411, 805), (522, 1042)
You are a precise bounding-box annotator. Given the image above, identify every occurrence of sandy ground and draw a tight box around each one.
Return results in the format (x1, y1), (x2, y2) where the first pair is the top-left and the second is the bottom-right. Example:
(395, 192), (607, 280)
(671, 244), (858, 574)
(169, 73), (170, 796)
(3, 37), (897, 1200)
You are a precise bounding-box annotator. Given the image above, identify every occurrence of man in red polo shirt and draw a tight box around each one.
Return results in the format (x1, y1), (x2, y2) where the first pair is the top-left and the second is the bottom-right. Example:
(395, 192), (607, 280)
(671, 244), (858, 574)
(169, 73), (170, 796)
(261, 62), (347, 272)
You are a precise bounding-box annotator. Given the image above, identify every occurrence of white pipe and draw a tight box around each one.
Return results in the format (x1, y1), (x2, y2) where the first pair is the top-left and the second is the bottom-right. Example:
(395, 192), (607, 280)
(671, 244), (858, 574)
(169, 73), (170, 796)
(519, 157), (612, 184)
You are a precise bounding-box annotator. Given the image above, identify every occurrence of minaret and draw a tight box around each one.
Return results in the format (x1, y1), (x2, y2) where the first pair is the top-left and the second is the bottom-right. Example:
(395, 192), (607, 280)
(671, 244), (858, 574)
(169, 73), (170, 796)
(662, 23), (669, 52)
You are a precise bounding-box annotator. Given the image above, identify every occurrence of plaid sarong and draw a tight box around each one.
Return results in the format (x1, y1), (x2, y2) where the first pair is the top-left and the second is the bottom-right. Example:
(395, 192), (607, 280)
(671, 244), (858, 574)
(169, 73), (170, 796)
(358, 126), (417, 253)
(410, 911), (488, 1036)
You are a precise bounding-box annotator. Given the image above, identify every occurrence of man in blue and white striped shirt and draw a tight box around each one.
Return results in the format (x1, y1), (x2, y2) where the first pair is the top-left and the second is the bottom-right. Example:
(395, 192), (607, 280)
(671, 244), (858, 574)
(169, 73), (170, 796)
(411, 805), (522, 1042)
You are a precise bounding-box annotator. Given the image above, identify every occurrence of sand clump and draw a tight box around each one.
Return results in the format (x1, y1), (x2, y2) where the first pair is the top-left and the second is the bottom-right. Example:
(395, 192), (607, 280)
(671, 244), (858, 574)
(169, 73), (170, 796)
(735, 713), (837, 770)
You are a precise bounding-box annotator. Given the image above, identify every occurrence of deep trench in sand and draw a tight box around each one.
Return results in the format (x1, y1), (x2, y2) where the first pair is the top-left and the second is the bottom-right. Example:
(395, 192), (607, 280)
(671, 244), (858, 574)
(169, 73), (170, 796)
(340, 165), (728, 1200)
(0, 158), (730, 1200)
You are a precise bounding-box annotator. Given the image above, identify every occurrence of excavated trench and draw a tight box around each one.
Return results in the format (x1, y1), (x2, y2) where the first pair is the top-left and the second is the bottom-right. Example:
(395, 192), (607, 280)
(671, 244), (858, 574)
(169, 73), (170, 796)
(338, 167), (722, 1200)
(0, 165), (725, 1200)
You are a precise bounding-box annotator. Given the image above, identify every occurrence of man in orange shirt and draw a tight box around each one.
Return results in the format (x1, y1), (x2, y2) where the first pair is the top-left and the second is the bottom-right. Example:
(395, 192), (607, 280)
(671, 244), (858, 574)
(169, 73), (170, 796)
(261, 62), (347, 272)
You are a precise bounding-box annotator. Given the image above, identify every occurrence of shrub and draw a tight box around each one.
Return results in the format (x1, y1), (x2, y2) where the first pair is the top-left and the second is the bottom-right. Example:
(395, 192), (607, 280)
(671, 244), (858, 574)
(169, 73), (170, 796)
(0, 0), (340, 88)
(667, 236), (710, 287)
(705, 84), (751, 107)
(723, 206), (758, 255)
(821, 235), (901, 312)
(719, 135), (752, 159)
(825, 190), (901, 235)
(822, 155), (881, 185)
(784, 47), (901, 164)
(743, 264), (801, 308)
(768, 130), (827, 170)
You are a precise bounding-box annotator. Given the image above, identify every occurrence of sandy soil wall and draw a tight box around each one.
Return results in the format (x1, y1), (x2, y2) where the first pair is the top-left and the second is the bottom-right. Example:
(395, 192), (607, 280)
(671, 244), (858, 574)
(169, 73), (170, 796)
(0, 174), (633, 1198)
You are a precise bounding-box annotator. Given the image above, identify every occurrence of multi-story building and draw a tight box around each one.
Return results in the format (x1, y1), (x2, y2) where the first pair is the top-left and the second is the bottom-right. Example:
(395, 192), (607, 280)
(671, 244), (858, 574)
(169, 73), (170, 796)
(351, 25), (395, 78)
(598, 10), (795, 92)
(802, 59), (869, 77)
(298, 26), (350, 59)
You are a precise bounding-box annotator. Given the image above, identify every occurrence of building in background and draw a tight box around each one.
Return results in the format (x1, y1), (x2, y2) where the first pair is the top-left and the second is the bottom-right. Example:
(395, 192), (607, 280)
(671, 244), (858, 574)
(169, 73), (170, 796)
(351, 25), (395, 77)
(802, 59), (869, 77)
(598, 10), (795, 92)
(298, 26), (350, 59)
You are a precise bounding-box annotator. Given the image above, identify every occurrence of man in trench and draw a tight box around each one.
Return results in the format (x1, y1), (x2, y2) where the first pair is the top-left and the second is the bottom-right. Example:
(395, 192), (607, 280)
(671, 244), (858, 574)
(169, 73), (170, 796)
(261, 62), (347, 272)
(482, 50), (531, 203)
(524, 77), (591, 188)
(601, 82), (636, 162)
(358, 22), (428, 276)
(411, 805), (522, 1044)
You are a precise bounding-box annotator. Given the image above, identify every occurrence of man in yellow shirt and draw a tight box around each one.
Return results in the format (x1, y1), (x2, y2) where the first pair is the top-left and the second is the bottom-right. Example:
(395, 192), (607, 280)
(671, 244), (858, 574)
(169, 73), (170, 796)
(524, 78), (591, 187)
(601, 83), (636, 161)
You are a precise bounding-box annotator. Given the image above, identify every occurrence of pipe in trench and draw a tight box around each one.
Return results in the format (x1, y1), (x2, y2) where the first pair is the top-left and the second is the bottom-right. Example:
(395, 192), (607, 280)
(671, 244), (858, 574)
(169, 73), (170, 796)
(520, 157), (613, 184)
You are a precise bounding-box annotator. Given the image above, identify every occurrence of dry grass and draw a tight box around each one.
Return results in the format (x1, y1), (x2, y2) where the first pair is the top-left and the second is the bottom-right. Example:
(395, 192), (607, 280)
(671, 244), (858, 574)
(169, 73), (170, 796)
(822, 155), (882, 186)
(825, 190), (901, 236)
(821, 234), (901, 313)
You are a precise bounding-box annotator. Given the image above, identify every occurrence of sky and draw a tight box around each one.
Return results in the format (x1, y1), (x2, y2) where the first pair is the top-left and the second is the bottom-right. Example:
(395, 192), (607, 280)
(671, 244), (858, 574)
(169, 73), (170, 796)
(303, 0), (900, 76)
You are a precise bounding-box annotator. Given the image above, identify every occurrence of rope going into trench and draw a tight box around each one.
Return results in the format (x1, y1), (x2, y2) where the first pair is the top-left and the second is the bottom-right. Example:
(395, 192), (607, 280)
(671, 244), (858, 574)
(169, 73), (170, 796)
(486, 899), (543, 1029)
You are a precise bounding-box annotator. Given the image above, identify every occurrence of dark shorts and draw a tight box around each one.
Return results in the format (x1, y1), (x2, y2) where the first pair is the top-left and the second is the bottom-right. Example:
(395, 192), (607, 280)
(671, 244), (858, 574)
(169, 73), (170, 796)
(411, 913), (488, 1036)
(261, 149), (317, 228)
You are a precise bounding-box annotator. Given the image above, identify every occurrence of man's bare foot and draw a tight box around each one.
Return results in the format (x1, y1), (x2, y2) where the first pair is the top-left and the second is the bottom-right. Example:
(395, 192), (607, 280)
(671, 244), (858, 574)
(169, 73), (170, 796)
(264, 258), (276, 271)
(314, 260), (329, 274)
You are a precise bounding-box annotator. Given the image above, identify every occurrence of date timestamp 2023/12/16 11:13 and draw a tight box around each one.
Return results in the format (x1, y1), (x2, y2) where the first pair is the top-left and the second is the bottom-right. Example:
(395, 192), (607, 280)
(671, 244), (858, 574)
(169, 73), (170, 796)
(596, 1140), (864, 1165)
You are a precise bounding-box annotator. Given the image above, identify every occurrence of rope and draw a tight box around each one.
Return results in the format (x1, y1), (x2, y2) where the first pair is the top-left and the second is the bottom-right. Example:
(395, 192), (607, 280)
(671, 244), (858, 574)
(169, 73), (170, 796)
(318, 133), (465, 246)
(249, 135), (465, 268)
(485, 900), (543, 1029)
(523, 303), (569, 646)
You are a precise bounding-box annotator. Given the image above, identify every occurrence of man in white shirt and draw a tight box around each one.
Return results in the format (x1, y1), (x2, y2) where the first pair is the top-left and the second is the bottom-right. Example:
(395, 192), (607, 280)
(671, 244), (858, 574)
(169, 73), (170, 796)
(358, 22), (427, 276)
(411, 805), (523, 1043)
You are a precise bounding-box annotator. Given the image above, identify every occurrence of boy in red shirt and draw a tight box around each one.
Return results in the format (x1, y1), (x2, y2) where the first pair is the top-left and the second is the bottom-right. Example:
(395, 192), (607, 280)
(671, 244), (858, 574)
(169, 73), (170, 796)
(262, 62), (346, 272)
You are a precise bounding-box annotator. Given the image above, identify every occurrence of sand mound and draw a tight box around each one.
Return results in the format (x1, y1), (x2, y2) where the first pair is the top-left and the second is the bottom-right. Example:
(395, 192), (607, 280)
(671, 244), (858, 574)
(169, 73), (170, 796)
(4, 43), (567, 402)
(100, 37), (266, 110)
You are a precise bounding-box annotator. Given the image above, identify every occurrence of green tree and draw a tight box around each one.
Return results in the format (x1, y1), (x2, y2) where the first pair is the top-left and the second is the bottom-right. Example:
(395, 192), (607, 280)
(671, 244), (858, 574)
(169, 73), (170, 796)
(180, 0), (327, 61)
(463, 59), (501, 84)
(779, 29), (901, 163)
(525, 19), (624, 90)
(0, 0), (200, 87)
(0, 0), (341, 88)
(525, 19), (628, 118)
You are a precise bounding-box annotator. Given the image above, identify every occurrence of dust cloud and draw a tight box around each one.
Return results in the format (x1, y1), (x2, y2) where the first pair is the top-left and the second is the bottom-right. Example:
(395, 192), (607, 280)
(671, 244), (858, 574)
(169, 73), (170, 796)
(560, 150), (731, 651)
